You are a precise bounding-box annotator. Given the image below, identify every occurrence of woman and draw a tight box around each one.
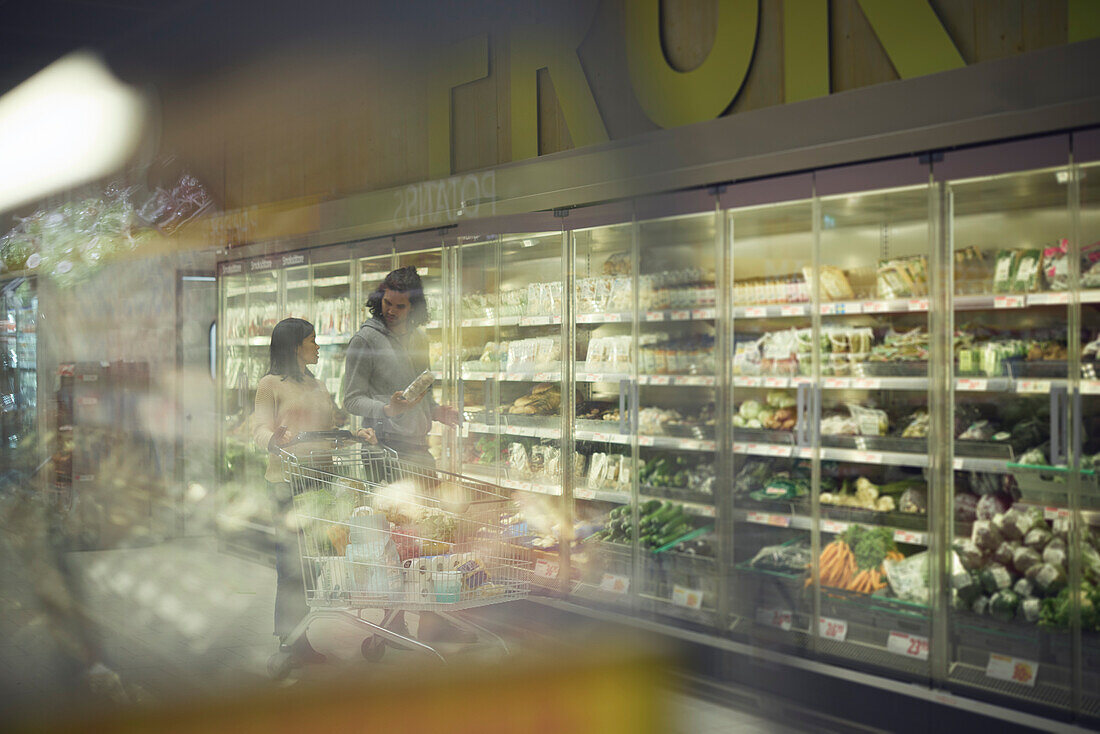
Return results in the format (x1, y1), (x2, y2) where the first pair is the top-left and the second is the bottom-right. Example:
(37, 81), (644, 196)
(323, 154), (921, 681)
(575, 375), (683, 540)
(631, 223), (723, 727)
(253, 317), (375, 664)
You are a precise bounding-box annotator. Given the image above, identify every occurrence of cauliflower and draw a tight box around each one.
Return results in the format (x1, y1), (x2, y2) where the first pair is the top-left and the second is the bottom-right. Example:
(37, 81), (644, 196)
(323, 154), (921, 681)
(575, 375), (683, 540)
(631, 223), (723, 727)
(855, 477), (880, 507)
(875, 496), (896, 512)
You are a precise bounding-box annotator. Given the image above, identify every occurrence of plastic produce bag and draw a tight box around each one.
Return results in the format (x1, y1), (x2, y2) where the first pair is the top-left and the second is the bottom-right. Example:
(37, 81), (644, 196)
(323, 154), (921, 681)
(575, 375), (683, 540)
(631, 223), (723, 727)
(972, 519), (1003, 552)
(1013, 545), (1043, 576)
(979, 563), (1013, 595)
(955, 538), (986, 570)
(884, 551), (929, 605)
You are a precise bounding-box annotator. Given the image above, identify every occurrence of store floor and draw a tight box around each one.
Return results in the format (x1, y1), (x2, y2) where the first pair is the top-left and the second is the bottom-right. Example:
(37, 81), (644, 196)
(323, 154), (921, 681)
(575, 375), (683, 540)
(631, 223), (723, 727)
(1, 535), (817, 731)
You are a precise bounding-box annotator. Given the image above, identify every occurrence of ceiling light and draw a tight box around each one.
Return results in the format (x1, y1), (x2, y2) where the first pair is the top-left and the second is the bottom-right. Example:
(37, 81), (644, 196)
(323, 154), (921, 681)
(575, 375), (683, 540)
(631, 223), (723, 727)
(0, 53), (146, 214)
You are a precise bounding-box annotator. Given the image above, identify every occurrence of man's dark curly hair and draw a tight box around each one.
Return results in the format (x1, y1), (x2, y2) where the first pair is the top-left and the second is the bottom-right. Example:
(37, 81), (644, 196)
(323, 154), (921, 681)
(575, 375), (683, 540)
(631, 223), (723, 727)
(366, 266), (429, 326)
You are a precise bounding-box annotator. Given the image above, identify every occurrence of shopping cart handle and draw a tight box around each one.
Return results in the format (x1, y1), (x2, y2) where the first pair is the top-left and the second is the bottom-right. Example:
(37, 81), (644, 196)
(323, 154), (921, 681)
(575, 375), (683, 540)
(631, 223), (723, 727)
(287, 430), (361, 445)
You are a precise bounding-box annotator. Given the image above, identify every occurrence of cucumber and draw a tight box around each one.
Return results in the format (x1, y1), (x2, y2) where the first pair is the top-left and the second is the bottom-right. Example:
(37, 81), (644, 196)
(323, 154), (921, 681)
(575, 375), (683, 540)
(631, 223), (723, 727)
(641, 499), (662, 514)
(657, 522), (692, 546)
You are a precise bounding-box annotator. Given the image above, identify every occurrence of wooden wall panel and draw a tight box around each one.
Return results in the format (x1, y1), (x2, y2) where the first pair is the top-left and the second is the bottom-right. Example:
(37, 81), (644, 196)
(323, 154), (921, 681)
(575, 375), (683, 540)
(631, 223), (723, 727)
(153, 0), (1076, 216)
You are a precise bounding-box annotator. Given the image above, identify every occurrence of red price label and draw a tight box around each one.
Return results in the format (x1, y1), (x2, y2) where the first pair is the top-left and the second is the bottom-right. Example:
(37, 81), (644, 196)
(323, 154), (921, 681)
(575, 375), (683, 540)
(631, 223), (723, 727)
(534, 558), (560, 580)
(893, 530), (924, 545)
(888, 631), (929, 660)
(956, 378), (988, 391)
(818, 617), (848, 642)
(744, 306), (767, 318)
(907, 299), (929, 311)
(672, 584), (704, 610)
(756, 608), (793, 631)
(763, 377), (788, 388)
(766, 514), (792, 528)
(733, 376), (762, 387)
(855, 451), (883, 465)
(822, 520), (846, 534)
(994, 295), (1025, 309)
(823, 377), (849, 389)
(780, 305), (804, 316)
(671, 310), (691, 320)
(692, 308), (715, 320)
(600, 573), (630, 594)
(604, 313), (623, 323)
(852, 378), (881, 390)
(1017, 380), (1051, 394)
(638, 436), (655, 446)
(645, 311), (665, 321)
(1082, 380), (1100, 395)
(986, 653), (1038, 687)
(863, 301), (890, 313)
(648, 375), (671, 385)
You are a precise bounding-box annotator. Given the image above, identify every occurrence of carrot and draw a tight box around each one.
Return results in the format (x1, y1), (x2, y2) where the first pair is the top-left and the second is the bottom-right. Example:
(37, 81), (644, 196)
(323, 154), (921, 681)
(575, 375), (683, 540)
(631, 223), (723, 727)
(820, 543), (840, 566)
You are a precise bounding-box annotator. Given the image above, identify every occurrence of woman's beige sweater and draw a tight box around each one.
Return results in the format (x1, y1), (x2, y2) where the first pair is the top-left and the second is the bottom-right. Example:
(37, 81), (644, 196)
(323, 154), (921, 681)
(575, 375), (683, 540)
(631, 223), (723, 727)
(252, 372), (342, 482)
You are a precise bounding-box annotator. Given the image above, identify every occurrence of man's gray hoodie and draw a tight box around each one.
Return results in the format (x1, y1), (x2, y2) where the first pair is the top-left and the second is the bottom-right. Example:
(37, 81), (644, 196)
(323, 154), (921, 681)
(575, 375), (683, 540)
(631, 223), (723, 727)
(342, 316), (435, 447)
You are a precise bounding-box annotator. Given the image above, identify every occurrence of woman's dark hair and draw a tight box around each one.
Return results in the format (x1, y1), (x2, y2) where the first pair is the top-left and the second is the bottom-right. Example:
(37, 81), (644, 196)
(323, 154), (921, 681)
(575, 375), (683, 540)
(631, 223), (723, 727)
(366, 266), (429, 326)
(267, 317), (314, 382)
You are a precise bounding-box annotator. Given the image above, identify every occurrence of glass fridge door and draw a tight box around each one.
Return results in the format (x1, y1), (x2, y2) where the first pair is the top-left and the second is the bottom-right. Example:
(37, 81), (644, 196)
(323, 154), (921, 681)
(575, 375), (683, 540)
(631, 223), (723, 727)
(456, 234), (503, 484)
(811, 184), (934, 679)
(945, 164), (1079, 713)
(310, 258), (353, 400)
(569, 219), (637, 609)
(727, 196), (815, 652)
(631, 211), (721, 625)
(1075, 157), (1100, 726)
(397, 246), (447, 466)
(1, 276), (38, 474)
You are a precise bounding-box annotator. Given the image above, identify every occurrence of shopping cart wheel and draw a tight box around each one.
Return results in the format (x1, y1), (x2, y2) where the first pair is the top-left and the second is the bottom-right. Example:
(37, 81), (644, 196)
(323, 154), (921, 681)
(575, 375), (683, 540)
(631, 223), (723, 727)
(361, 636), (387, 662)
(267, 651), (295, 680)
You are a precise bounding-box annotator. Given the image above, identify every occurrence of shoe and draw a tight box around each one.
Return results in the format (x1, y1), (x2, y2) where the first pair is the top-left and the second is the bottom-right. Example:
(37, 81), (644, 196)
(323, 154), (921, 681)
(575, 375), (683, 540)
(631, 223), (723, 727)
(417, 615), (478, 644)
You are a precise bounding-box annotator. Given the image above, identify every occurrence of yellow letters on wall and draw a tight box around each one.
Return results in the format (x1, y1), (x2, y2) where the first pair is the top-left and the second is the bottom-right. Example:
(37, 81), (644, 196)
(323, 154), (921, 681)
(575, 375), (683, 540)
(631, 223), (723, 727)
(625, 0), (759, 128)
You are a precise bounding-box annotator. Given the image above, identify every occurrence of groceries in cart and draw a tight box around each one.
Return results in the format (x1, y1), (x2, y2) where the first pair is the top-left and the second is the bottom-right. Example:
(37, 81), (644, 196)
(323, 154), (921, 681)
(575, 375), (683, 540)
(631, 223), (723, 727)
(288, 452), (527, 607)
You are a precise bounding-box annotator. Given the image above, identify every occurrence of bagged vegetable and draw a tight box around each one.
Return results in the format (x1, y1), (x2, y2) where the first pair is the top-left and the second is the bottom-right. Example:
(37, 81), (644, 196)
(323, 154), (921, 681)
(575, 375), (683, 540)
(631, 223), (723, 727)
(972, 595), (991, 615)
(993, 540), (1018, 568)
(993, 249), (1020, 294)
(952, 552), (982, 605)
(899, 487), (927, 514)
(1024, 525), (1053, 552)
(955, 492), (979, 522)
(883, 551), (929, 605)
(1043, 537), (1067, 569)
(1014, 577), (1035, 598)
(1012, 545), (1043, 576)
(955, 538), (986, 570)
(1013, 248), (1042, 293)
(976, 492), (1011, 519)
(979, 563), (1013, 595)
(999, 507), (1034, 541)
(1033, 562), (1067, 597)
(990, 589), (1021, 622)
(1042, 238), (1069, 291)
(1019, 596), (1042, 623)
(972, 519), (1003, 552)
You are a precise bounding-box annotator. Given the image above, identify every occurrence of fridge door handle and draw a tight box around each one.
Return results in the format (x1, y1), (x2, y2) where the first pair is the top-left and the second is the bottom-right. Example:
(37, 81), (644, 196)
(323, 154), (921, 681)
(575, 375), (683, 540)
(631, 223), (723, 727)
(796, 382), (811, 447)
(1050, 385), (1068, 466)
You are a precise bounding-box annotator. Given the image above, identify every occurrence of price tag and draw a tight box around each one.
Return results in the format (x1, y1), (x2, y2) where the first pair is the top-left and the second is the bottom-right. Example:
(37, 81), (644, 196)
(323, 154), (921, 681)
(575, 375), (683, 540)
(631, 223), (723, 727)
(645, 311), (665, 321)
(671, 310), (690, 320)
(701, 441), (717, 451)
(852, 378), (881, 390)
(780, 305), (805, 317)
(604, 313), (623, 323)
(693, 308), (716, 320)
(695, 505), (717, 518)
(818, 616), (848, 642)
(887, 631), (930, 661)
(796, 447), (813, 459)
(994, 295), (1025, 309)
(577, 314), (597, 324)
(1083, 380), (1100, 395)
(763, 376), (789, 388)
(679, 376), (711, 386)
(461, 422), (470, 438)
(894, 530), (924, 545)
(573, 488), (595, 500)
(505, 426), (522, 435)
(1028, 292), (1068, 306)
(600, 573), (630, 594)
(672, 584), (705, 610)
(952, 457), (964, 470)
(863, 301), (891, 313)
(819, 303), (837, 315)
(854, 451), (884, 465)
(1044, 507), (1071, 520)
(766, 514), (792, 528)
(638, 435), (655, 446)
(986, 654), (1038, 687)
(733, 376), (763, 388)
(907, 299), (929, 312)
(956, 378), (988, 391)
(822, 377), (850, 389)
(822, 520), (847, 534)
(591, 432), (610, 442)
(755, 608), (793, 631)
(1017, 380), (1052, 394)
(648, 375), (671, 385)
(764, 444), (792, 458)
(75, 474), (95, 482)
(534, 558), (560, 580)
(534, 372), (557, 381)
(744, 306), (768, 318)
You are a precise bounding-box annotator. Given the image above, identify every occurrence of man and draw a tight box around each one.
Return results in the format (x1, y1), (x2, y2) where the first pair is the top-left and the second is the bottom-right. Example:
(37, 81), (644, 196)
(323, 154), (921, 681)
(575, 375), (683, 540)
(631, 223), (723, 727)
(342, 266), (470, 645)
(342, 266), (460, 463)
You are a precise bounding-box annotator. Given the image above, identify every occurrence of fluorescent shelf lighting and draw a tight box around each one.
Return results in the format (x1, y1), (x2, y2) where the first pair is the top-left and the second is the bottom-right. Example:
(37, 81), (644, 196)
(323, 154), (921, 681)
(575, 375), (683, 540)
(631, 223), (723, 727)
(0, 53), (146, 214)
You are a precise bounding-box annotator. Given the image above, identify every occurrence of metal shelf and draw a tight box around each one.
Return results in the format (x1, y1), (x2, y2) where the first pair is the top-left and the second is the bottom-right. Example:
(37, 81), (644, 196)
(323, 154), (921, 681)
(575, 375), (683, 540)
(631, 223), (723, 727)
(732, 508), (928, 545)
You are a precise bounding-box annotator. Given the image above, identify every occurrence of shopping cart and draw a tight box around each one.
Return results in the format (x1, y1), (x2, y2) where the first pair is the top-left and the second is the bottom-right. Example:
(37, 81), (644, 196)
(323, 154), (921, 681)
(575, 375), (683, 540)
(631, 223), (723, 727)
(268, 431), (530, 677)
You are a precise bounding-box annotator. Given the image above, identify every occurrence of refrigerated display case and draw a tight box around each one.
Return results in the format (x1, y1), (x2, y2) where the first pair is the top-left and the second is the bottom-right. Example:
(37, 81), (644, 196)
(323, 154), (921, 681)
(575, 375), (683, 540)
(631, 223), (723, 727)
(1, 276), (38, 476)
(213, 131), (1100, 726)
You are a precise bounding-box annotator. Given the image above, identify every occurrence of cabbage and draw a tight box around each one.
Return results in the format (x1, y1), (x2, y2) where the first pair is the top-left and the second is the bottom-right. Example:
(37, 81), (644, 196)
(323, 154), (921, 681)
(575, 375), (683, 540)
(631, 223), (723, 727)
(739, 400), (762, 419)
